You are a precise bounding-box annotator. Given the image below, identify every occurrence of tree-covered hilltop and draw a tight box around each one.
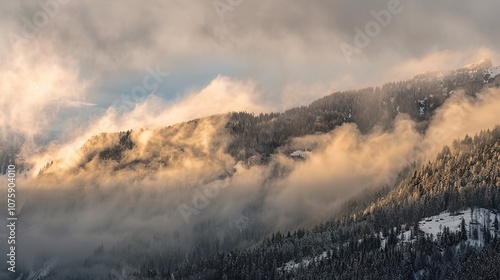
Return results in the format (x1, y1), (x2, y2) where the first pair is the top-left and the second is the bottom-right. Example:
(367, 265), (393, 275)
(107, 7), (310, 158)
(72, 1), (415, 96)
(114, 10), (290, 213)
(4, 61), (500, 176)
(226, 65), (498, 163)
(9, 64), (500, 279)
(35, 62), (500, 175)
(167, 126), (500, 280)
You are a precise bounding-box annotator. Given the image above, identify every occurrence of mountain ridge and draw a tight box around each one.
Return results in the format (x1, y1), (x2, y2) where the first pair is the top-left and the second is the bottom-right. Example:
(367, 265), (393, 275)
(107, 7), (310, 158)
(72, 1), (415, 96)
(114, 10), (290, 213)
(6, 61), (500, 280)
(37, 61), (500, 176)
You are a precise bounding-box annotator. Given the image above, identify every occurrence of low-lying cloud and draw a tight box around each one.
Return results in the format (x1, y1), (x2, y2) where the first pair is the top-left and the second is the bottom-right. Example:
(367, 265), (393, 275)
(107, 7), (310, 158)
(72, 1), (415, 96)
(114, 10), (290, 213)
(5, 86), (499, 272)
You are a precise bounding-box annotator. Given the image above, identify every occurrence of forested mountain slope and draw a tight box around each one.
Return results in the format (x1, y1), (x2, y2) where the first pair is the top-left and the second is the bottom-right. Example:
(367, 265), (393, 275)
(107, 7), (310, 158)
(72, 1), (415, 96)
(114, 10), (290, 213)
(226, 62), (499, 162)
(168, 126), (500, 280)
(39, 62), (500, 174)
(7, 62), (500, 280)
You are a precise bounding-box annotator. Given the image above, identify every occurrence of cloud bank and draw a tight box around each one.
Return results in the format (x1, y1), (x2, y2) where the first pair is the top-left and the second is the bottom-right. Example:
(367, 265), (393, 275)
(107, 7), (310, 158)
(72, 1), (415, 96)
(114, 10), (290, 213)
(3, 86), (498, 273)
(2, 0), (500, 109)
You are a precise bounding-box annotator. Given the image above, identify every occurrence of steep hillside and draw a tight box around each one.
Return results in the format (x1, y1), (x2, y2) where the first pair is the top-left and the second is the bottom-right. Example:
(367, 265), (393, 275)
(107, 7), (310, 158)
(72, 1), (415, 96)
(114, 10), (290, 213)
(225, 62), (500, 163)
(7, 62), (500, 280)
(39, 62), (500, 175)
(38, 114), (235, 179)
(168, 126), (500, 279)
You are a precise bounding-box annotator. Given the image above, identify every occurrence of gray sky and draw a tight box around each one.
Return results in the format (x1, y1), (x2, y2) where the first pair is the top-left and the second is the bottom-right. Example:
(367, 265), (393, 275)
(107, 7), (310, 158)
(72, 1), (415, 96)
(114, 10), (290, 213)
(1, 0), (499, 137)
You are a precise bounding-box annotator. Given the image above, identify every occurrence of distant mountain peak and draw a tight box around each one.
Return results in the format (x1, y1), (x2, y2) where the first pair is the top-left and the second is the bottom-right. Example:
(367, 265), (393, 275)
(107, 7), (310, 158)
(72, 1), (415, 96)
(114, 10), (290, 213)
(462, 58), (493, 70)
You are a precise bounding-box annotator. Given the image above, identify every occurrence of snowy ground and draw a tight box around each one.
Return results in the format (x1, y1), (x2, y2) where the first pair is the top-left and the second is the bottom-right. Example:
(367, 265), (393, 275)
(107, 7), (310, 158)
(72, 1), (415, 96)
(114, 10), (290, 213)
(290, 150), (310, 159)
(486, 66), (500, 80)
(279, 208), (499, 273)
(417, 208), (497, 247)
(278, 251), (329, 272)
(385, 208), (498, 248)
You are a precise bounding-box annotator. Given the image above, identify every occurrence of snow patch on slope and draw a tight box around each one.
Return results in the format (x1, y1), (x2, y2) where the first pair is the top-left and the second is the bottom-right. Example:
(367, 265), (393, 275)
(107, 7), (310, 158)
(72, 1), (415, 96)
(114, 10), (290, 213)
(486, 66), (500, 80)
(278, 251), (329, 272)
(418, 208), (497, 247)
(279, 208), (498, 273)
(290, 150), (309, 159)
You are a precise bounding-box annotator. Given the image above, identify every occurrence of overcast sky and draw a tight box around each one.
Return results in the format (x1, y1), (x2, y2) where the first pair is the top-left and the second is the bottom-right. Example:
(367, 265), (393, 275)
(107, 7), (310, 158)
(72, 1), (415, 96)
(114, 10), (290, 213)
(2, 0), (500, 136)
